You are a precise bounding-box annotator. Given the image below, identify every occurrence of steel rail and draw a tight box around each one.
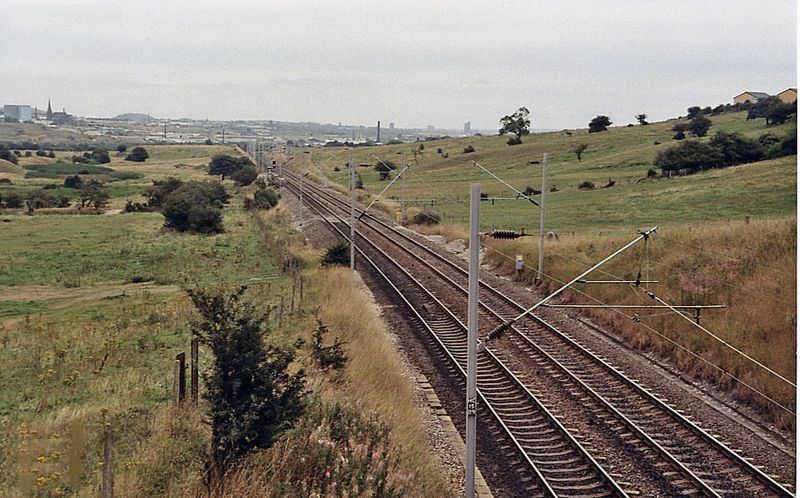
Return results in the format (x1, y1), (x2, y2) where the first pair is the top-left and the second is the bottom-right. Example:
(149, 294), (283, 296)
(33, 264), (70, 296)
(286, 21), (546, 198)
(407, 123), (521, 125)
(285, 179), (628, 497)
(286, 171), (794, 498)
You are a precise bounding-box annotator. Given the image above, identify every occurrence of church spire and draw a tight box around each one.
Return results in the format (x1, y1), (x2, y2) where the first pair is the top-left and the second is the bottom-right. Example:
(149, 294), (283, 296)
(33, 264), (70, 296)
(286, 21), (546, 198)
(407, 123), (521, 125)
(46, 100), (53, 120)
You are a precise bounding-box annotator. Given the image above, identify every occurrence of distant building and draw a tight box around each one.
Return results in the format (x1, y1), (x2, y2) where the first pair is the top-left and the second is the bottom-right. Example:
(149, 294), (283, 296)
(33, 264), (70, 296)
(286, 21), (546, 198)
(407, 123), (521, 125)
(733, 91), (770, 104)
(389, 122), (395, 130)
(3, 104), (32, 122)
(777, 88), (797, 103)
(464, 121), (471, 134)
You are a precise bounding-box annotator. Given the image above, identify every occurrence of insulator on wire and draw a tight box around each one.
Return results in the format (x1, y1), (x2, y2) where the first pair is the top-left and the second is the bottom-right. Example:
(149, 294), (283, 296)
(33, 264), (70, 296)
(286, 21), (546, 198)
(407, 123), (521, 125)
(489, 229), (524, 239)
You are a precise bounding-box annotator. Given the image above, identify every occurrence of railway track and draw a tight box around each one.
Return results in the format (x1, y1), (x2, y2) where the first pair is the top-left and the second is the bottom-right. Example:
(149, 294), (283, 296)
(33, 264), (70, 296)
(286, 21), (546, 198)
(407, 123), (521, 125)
(279, 171), (794, 498)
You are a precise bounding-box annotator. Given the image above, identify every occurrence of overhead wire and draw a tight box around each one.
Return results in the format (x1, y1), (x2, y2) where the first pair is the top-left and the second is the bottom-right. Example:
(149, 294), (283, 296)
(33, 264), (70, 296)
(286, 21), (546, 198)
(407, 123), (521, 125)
(480, 241), (796, 416)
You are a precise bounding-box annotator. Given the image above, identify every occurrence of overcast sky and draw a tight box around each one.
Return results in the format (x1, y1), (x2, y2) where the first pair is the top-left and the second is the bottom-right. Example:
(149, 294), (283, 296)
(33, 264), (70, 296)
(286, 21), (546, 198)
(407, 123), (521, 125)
(1, 0), (796, 130)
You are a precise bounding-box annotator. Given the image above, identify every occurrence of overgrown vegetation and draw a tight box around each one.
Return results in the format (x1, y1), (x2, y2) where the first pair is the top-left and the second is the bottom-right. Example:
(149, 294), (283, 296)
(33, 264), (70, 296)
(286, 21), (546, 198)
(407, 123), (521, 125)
(161, 180), (229, 234)
(321, 239), (351, 267)
(188, 287), (306, 473)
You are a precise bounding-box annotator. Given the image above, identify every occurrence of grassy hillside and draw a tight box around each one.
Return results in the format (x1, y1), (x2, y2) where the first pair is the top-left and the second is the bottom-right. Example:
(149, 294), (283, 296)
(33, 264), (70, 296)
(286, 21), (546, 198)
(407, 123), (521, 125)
(296, 111), (796, 426)
(304, 111), (795, 231)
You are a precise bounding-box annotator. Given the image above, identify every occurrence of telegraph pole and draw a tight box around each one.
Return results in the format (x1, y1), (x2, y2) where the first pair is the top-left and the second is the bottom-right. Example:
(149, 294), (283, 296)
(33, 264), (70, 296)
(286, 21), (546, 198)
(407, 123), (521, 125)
(350, 150), (356, 270)
(537, 153), (548, 283)
(466, 183), (480, 498)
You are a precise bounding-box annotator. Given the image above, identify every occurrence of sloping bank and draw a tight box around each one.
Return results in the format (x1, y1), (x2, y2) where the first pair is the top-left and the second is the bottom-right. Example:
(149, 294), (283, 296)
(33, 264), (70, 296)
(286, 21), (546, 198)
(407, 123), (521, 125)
(111, 201), (455, 497)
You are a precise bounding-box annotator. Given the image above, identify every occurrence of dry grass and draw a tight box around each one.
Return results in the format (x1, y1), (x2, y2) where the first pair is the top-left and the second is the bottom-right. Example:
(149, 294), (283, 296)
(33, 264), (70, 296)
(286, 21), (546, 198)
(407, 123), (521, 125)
(484, 217), (796, 428)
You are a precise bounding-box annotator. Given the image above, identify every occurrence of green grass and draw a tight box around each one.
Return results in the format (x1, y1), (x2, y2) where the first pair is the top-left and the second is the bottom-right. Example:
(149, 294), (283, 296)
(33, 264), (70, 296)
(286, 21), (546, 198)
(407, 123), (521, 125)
(0, 205), (280, 287)
(23, 162), (114, 178)
(306, 111), (796, 232)
(0, 300), (45, 318)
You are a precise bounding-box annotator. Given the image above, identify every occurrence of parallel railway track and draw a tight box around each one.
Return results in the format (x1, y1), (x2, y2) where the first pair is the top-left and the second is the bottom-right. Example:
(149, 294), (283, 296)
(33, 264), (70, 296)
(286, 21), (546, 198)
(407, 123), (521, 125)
(280, 171), (794, 498)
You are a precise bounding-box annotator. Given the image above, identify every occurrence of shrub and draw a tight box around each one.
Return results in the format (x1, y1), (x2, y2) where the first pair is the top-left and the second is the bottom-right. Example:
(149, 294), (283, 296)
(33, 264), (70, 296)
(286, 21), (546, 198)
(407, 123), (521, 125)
(688, 115), (712, 137)
(125, 146), (149, 162)
(654, 140), (723, 173)
(160, 181), (229, 233)
(64, 175), (83, 188)
(321, 240), (351, 267)
(708, 131), (763, 165)
(90, 149), (111, 164)
(78, 180), (110, 208)
(647, 168), (658, 178)
(522, 185), (541, 196)
(588, 115), (611, 133)
(231, 164), (258, 186)
(24, 151), (31, 157)
(373, 160), (397, 172)
(310, 320), (347, 371)
(110, 170), (145, 181)
(463, 145), (476, 153)
(209, 154), (251, 179)
(35, 149), (47, 156)
(188, 287), (306, 472)
(47, 150), (55, 158)
(506, 136), (522, 146)
(252, 188), (280, 209)
(71, 154), (89, 164)
(412, 210), (441, 225)
(4, 192), (23, 208)
(116, 144), (128, 153)
(27, 189), (61, 209)
(578, 181), (595, 190)
(0, 178), (12, 184)
(143, 177), (184, 207)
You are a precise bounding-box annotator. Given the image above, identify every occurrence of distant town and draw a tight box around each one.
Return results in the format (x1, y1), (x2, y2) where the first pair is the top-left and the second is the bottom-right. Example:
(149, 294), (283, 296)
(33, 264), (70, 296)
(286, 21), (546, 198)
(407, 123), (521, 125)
(0, 101), (502, 147)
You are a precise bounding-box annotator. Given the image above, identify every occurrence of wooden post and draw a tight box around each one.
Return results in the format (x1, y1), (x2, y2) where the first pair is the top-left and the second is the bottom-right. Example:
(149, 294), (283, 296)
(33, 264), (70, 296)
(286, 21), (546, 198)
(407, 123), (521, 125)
(174, 352), (186, 406)
(102, 413), (113, 498)
(291, 275), (296, 312)
(190, 339), (199, 406)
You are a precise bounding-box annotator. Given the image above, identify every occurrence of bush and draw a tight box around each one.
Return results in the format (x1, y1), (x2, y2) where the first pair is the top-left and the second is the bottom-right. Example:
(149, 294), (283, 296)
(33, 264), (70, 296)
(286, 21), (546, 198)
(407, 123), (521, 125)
(321, 240), (351, 267)
(231, 164), (258, 186)
(463, 145), (475, 153)
(35, 149), (47, 157)
(47, 150), (55, 158)
(412, 210), (441, 225)
(708, 131), (763, 165)
(0, 178), (12, 184)
(71, 154), (89, 164)
(90, 149), (111, 164)
(252, 188), (280, 209)
(654, 140), (723, 173)
(64, 175), (83, 188)
(588, 115), (611, 133)
(373, 160), (397, 172)
(143, 177), (184, 207)
(24, 151), (31, 157)
(647, 168), (658, 178)
(311, 321), (348, 371)
(4, 192), (23, 208)
(161, 181), (229, 233)
(116, 144), (128, 153)
(188, 287), (306, 472)
(109, 170), (145, 181)
(522, 185), (541, 196)
(577, 181), (595, 190)
(78, 180), (110, 208)
(209, 154), (251, 179)
(125, 146), (149, 162)
(506, 136), (522, 146)
(688, 115), (712, 137)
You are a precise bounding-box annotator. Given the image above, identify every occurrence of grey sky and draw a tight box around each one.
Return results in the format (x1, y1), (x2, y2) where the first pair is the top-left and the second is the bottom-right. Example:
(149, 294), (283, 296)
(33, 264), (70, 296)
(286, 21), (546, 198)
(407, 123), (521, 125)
(1, 0), (796, 130)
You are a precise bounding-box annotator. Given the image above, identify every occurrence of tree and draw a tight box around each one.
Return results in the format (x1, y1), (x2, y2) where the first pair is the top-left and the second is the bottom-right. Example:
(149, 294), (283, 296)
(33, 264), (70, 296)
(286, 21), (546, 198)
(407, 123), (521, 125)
(765, 100), (795, 126)
(654, 140), (723, 173)
(63, 175), (83, 189)
(231, 164), (258, 186)
(636, 114), (649, 125)
(116, 144), (128, 154)
(4, 192), (23, 208)
(572, 143), (589, 162)
(125, 146), (149, 162)
(250, 188), (280, 209)
(160, 181), (229, 233)
(686, 106), (702, 119)
(188, 287), (305, 471)
(672, 122), (688, 140)
(588, 115), (612, 133)
(499, 107), (531, 143)
(0, 144), (18, 164)
(688, 115), (712, 137)
(143, 177), (184, 207)
(90, 149), (111, 164)
(209, 154), (251, 180)
(79, 180), (110, 208)
(708, 131), (763, 165)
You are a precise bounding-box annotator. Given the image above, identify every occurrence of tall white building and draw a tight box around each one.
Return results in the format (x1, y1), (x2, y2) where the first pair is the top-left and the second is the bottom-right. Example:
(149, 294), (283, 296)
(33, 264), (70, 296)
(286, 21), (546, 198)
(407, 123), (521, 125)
(3, 105), (32, 123)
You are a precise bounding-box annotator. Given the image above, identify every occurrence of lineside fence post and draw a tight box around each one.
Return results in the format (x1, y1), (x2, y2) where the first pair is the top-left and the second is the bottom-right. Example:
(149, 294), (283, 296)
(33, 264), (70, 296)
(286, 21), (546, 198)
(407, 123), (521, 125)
(466, 183), (480, 498)
(190, 338), (199, 406)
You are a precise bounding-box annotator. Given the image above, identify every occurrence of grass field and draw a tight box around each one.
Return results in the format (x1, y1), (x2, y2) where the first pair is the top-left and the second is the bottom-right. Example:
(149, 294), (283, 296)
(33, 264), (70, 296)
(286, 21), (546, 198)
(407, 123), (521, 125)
(303, 111), (796, 231)
(0, 143), (453, 496)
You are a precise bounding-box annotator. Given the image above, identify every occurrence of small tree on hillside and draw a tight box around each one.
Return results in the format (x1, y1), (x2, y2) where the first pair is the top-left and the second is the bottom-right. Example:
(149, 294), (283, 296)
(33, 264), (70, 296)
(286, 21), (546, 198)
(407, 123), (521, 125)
(686, 106), (702, 119)
(572, 143), (589, 162)
(588, 115), (612, 133)
(672, 122), (688, 140)
(78, 180), (110, 208)
(125, 146), (149, 162)
(688, 114), (712, 137)
(116, 144), (128, 154)
(188, 287), (306, 472)
(209, 154), (251, 180)
(499, 107), (531, 144)
(636, 114), (649, 125)
(765, 100), (796, 126)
